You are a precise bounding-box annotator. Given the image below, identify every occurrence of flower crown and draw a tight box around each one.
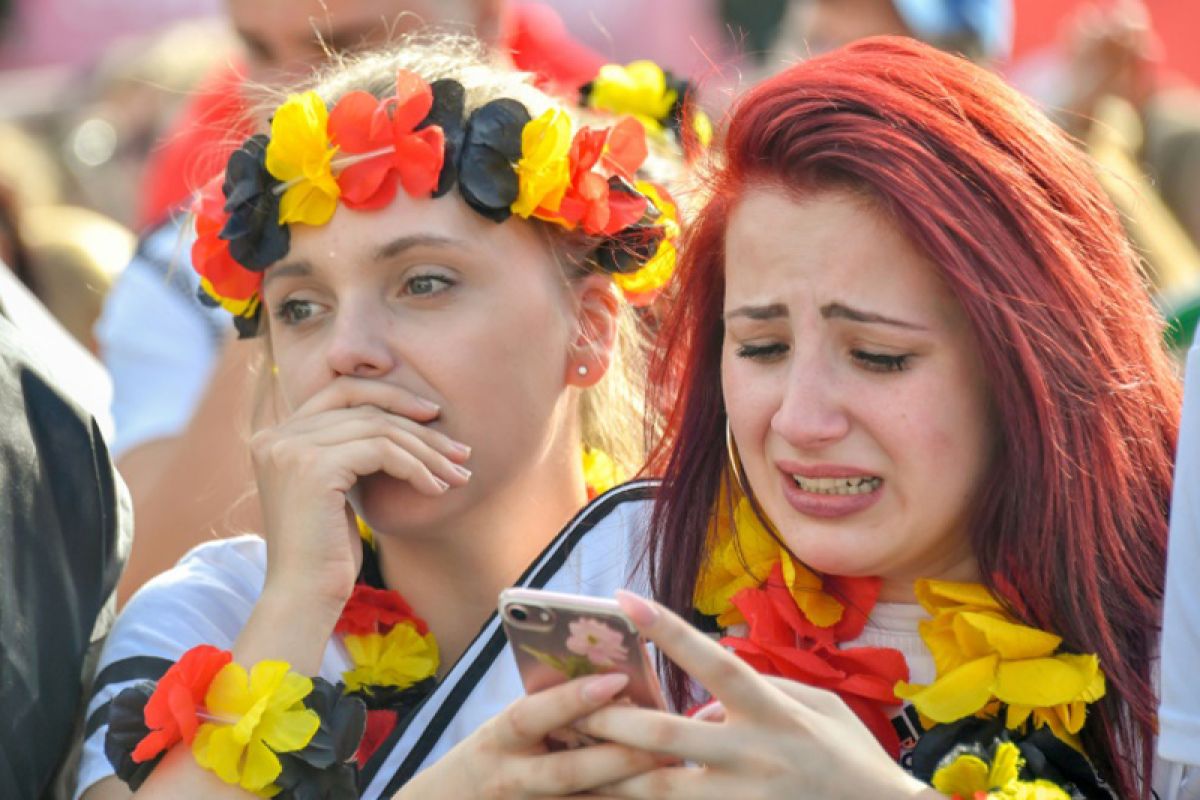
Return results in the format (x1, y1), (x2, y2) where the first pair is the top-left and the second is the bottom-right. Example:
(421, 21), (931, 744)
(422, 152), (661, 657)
(192, 68), (681, 337)
(580, 60), (713, 152)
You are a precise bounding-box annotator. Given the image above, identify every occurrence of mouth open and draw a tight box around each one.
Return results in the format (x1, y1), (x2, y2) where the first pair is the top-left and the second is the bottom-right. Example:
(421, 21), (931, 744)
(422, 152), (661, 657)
(790, 475), (883, 496)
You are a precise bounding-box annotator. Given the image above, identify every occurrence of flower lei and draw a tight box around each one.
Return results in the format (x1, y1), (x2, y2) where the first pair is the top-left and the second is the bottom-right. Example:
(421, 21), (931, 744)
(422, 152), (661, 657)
(193, 68), (680, 337)
(105, 544), (438, 798)
(693, 486), (1117, 799)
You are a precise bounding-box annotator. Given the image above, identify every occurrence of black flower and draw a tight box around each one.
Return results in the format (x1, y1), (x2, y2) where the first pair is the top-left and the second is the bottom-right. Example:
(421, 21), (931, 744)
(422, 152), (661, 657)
(457, 98), (530, 222)
(419, 79), (466, 198)
(104, 682), (163, 791)
(220, 134), (290, 271)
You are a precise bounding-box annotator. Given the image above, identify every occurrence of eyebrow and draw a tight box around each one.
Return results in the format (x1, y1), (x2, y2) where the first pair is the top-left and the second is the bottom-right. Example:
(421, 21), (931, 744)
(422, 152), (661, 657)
(723, 301), (926, 331)
(263, 234), (465, 289)
(820, 302), (927, 331)
(375, 233), (464, 261)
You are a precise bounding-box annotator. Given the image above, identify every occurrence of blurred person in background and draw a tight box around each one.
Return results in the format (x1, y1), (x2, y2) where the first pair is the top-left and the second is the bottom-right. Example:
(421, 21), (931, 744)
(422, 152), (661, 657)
(99, 0), (615, 605)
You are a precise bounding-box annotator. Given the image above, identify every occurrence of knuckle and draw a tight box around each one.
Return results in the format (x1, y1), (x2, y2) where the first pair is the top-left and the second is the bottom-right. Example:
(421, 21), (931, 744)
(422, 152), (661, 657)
(504, 701), (538, 743)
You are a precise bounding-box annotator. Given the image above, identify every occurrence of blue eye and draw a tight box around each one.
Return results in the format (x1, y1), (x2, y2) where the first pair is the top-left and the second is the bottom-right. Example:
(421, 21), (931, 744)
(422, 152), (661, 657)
(274, 299), (316, 325)
(736, 342), (789, 362)
(406, 274), (454, 296)
(852, 350), (911, 372)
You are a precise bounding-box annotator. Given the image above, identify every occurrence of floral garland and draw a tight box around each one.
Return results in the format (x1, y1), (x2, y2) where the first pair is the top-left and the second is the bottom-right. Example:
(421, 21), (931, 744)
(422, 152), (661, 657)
(693, 486), (1116, 799)
(192, 68), (680, 337)
(105, 545), (438, 798)
(579, 60), (714, 155)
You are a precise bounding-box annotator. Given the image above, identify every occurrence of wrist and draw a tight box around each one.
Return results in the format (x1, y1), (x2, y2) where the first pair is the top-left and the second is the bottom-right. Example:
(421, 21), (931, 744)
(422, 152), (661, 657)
(235, 582), (345, 672)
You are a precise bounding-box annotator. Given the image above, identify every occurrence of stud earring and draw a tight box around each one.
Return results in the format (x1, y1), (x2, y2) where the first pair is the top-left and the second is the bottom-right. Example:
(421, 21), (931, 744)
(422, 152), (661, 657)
(576, 365), (589, 377)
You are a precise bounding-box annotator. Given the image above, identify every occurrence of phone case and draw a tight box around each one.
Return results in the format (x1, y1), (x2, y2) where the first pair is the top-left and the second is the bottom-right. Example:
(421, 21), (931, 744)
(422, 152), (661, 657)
(499, 587), (665, 713)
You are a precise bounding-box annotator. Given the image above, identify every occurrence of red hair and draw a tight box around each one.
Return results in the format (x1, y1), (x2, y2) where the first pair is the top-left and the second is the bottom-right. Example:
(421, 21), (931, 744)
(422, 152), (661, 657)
(647, 37), (1180, 797)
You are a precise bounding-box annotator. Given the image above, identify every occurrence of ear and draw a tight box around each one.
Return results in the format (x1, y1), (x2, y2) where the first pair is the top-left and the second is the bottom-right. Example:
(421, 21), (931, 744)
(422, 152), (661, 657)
(565, 275), (620, 388)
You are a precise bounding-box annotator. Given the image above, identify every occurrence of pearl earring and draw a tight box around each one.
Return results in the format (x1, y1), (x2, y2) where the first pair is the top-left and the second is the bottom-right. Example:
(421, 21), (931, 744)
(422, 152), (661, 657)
(576, 365), (589, 377)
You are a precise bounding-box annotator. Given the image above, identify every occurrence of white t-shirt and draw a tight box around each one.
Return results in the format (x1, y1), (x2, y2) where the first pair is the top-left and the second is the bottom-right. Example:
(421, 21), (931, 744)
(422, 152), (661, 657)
(75, 482), (656, 799)
(93, 218), (228, 459)
(1161, 340), (1200, 778)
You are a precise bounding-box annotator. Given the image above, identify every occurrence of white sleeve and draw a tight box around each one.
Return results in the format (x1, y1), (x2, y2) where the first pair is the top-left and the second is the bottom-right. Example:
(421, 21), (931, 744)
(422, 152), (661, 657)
(1158, 341), (1200, 796)
(94, 221), (228, 460)
(74, 536), (267, 798)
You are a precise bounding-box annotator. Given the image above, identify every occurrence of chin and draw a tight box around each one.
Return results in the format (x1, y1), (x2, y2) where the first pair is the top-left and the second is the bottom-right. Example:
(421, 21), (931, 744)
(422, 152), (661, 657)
(350, 473), (455, 536)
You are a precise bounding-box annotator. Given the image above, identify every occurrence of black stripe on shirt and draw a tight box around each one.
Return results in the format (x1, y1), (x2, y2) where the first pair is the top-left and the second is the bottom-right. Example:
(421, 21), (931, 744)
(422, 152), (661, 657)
(368, 481), (657, 796)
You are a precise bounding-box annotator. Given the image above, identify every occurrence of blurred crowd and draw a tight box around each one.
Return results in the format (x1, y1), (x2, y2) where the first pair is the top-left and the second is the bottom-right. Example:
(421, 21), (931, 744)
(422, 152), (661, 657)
(1, 0), (1199, 797)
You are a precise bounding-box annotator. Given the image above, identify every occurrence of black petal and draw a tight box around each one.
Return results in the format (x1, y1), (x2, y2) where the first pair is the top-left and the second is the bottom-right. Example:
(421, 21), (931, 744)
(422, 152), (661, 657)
(274, 754), (359, 800)
(349, 677), (437, 714)
(104, 682), (163, 791)
(292, 679), (367, 769)
(457, 98), (530, 221)
(233, 305), (262, 339)
(219, 134), (289, 271)
(420, 80), (466, 198)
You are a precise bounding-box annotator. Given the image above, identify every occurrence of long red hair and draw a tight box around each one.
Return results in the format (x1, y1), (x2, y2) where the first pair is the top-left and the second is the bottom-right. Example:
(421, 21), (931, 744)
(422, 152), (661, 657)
(647, 37), (1180, 797)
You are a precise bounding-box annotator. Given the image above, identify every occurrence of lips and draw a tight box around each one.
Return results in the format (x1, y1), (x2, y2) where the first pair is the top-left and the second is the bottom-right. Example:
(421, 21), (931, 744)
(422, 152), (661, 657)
(776, 462), (884, 519)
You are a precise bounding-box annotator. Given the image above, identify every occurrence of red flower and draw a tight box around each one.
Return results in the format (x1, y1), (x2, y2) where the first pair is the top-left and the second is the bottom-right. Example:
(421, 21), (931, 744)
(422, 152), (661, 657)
(132, 645), (233, 762)
(191, 178), (260, 303)
(723, 563), (908, 758)
(355, 709), (398, 766)
(550, 117), (649, 236)
(329, 69), (445, 210)
(336, 584), (428, 636)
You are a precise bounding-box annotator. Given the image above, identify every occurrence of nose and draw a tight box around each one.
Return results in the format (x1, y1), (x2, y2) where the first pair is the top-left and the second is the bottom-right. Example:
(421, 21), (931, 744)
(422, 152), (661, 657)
(770, 347), (851, 450)
(325, 307), (396, 379)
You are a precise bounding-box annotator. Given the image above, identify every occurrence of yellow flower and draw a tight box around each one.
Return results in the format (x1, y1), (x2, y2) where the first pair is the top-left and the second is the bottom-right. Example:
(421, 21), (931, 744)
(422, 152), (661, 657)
(691, 109), (714, 148)
(614, 181), (678, 298)
(583, 446), (622, 497)
(931, 741), (1070, 799)
(512, 109), (572, 219)
(588, 61), (677, 134)
(343, 621), (439, 693)
(693, 493), (844, 628)
(895, 580), (1106, 743)
(265, 91), (340, 226)
(192, 660), (319, 795)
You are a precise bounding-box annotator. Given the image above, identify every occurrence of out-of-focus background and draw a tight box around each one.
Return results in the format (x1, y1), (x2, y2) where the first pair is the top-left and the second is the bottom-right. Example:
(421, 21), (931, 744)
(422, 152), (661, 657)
(0, 0), (1197, 363)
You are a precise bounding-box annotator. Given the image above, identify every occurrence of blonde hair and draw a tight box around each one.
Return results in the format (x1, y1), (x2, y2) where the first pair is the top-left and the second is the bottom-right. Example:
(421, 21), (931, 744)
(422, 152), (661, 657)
(254, 34), (674, 480)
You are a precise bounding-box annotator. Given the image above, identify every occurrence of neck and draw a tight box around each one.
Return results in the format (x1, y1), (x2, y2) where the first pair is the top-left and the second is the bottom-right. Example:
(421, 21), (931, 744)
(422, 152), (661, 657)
(373, 452), (587, 673)
(877, 552), (981, 604)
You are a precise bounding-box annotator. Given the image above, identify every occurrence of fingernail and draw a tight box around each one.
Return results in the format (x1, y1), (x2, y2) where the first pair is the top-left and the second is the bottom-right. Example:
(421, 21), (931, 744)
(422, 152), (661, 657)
(452, 464), (472, 480)
(692, 701), (726, 722)
(580, 672), (629, 703)
(417, 398), (441, 414)
(434, 477), (450, 492)
(450, 441), (472, 458)
(615, 590), (658, 627)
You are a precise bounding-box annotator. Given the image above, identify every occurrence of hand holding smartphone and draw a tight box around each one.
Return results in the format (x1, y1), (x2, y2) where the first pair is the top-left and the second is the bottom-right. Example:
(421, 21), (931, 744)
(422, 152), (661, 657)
(499, 588), (666, 725)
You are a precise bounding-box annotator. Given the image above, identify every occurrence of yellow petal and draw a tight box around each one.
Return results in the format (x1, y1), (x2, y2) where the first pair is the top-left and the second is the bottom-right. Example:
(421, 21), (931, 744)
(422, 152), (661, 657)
(993, 655), (1096, 708)
(240, 738), (283, 792)
(279, 182), (339, 226)
(931, 753), (991, 796)
(955, 612), (1062, 660)
(268, 672), (314, 712)
(193, 723), (245, 785)
(988, 741), (1022, 786)
(205, 662), (252, 717)
(261, 708), (320, 753)
(512, 109), (572, 218)
(894, 654), (999, 724)
(915, 579), (1004, 614)
(921, 615), (973, 675)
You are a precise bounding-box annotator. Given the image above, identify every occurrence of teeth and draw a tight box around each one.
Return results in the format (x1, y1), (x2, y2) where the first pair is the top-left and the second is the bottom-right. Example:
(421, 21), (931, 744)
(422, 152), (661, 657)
(792, 475), (882, 495)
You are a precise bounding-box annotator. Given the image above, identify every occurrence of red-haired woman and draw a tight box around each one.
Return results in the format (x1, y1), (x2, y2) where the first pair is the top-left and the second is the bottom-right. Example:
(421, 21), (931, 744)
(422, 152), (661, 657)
(574, 37), (1194, 799)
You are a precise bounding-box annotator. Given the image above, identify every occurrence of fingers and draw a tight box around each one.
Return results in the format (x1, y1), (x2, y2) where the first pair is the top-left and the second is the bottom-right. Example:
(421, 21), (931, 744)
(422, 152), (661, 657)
(493, 673), (630, 750)
(291, 411), (471, 487)
(334, 436), (461, 496)
(598, 765), (744, 800)
(292, 376), (443, 423)
(516, 743), (662, 797)
(614, 591), (784, 721)
(574, 705), (731, 765)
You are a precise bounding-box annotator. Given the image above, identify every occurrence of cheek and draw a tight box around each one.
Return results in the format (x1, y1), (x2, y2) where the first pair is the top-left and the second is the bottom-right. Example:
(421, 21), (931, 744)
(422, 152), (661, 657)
(721, 354), (782, 455)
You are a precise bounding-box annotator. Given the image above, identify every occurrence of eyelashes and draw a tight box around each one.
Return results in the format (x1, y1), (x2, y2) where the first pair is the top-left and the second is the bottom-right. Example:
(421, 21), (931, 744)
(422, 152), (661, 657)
(734, 342), (913, 373)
